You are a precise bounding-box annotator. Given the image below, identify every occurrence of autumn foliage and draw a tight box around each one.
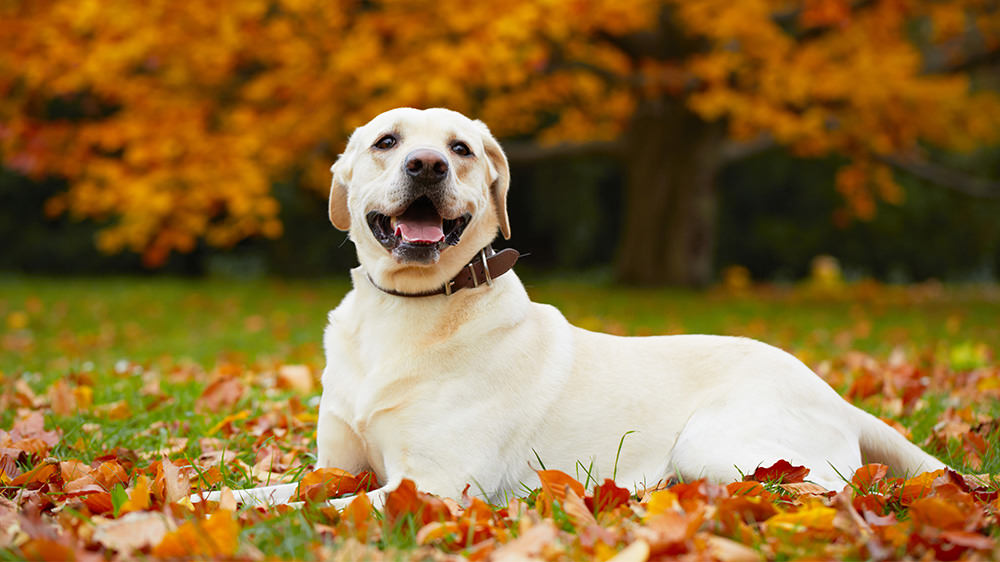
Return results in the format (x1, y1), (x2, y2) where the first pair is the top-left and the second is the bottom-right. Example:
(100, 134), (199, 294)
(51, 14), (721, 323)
(1, 0), (998, 265)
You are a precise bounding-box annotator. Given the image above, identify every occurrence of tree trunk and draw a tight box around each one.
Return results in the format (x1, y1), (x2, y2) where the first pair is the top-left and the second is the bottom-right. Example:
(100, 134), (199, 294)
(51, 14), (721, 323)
(615, 96), (725, 286)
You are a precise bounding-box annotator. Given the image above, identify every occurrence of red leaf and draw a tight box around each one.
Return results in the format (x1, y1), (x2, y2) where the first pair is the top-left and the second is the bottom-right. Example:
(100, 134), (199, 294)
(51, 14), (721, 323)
(586, 478), (630, 515)
(746, 460), (809, 483)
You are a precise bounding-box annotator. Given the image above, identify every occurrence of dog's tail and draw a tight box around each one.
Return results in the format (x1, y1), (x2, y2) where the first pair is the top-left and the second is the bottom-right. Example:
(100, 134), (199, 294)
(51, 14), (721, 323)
(855, 409), (948, 478)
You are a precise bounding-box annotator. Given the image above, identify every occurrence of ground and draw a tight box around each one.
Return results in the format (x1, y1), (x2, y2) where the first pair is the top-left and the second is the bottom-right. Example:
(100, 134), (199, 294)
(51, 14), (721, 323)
(1, 276), (998, 560)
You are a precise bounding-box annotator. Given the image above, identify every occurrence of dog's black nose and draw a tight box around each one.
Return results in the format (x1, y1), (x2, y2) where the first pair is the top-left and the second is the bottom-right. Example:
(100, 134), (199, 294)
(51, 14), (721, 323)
(404, 149), (449, 182)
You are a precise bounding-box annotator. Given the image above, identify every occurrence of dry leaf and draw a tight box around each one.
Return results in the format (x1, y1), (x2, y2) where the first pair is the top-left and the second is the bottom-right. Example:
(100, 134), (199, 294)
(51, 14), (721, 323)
(277, 364), (314, 394)
(152, 509), (239, 558)
(161, 458), (189, 504)
(491, 520), (558, 562)
(746, 460), (809, 483)
(196, 375), (246, 413)
(606, 539), (650, 562)
(93, 511), (173, 553)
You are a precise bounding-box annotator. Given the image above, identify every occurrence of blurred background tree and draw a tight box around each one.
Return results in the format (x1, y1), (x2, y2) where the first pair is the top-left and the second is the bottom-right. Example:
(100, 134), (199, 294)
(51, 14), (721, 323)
(1, 0), (998, 284)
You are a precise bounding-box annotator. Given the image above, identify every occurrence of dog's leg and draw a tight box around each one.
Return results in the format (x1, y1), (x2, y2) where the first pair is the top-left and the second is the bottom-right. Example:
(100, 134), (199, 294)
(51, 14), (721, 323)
(190, 482), (299, 506)
(283, 485), (392, 511)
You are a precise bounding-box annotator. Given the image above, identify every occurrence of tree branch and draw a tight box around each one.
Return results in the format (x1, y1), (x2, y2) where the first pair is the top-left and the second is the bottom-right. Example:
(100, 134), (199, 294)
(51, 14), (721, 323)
(501, 139), (624, 164)
(878, 154), (1000, 199)
(923, 46), (1000, 74)
(719, 134), (775, 164)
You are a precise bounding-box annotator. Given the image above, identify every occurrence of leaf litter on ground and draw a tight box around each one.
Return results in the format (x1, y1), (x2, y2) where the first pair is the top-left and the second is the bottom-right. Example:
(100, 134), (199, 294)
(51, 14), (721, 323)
(1, 279), (999, 560)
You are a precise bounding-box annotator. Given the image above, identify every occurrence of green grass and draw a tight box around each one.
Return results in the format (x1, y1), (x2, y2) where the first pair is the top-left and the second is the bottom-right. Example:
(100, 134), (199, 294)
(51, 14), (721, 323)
(1, 275), (999, 557)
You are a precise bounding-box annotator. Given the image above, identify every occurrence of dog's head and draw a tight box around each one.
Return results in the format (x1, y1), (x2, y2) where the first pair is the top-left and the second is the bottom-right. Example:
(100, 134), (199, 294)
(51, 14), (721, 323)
(329, 107), (510, 293)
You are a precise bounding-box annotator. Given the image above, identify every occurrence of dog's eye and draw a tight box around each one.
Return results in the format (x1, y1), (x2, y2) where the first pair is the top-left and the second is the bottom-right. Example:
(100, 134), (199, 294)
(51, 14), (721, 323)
(450, 141), (472, 157)
(373, 135), (397, 150)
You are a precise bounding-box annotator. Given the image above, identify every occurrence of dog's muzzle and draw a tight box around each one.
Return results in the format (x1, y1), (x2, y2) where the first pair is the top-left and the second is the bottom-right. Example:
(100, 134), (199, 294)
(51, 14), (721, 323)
(366, 196), (471, 264)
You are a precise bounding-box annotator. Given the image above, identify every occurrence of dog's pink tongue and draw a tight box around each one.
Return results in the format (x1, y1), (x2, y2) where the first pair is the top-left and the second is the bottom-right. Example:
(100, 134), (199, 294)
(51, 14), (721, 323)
(395, 218), (444, 243)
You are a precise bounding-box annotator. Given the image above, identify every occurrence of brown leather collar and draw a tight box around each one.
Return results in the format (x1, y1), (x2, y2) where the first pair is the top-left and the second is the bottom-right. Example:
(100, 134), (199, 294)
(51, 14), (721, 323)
(366, 247), (520, 298)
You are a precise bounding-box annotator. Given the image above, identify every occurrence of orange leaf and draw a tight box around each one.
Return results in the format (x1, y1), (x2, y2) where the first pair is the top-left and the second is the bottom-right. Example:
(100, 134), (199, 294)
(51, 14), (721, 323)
(898, 470), (945, 505)
(908, 497), (967, 532)
(196, 375), (246, 413)
(10, 463), (56, 488)
(48, 380), (77, 417)
(716, 495), (778, 533)
(536, 469), (586, 509)
(63, 474), (104, 496)
(726, 481), (780, 502)
(152, 509), (239, 558)
(94, 461), (129, 491)
(59, 460), (91, 483)
(296, 467), (359, 502)
(851, 464), (888, 492)
(83, 492), (115, 514)
(338, 490), (376, 541)
(18, 538), (76, 562)
(119, 474), (152, 514)
(384, 479), (450, 528)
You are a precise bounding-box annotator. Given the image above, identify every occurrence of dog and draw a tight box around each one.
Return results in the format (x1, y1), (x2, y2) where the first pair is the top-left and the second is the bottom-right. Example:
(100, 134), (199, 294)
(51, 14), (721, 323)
(195, 107), (946, 509)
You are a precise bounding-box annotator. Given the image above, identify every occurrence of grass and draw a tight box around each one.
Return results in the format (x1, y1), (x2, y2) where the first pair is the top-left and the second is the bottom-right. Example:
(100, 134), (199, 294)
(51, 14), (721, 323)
(1, 274), (999, 558)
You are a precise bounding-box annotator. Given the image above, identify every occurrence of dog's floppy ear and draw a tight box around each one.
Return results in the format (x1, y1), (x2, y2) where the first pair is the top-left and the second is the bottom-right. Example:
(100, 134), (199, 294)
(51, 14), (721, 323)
(328, 140), (356, 232)
(476, 120), (511, 240)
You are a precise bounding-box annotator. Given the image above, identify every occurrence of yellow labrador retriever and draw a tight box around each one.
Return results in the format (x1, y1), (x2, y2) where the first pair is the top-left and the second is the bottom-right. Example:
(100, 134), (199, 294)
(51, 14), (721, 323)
(198, 107), (945, 508)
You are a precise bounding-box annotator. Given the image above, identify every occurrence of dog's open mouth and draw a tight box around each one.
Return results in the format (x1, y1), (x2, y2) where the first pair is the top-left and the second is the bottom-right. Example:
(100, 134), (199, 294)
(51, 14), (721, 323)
(366, 197), (471, 263)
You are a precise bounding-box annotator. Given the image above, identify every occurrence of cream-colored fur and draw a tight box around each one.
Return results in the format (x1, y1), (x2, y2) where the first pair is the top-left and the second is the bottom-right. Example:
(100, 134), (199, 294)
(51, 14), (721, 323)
(195, 107), (945, 509)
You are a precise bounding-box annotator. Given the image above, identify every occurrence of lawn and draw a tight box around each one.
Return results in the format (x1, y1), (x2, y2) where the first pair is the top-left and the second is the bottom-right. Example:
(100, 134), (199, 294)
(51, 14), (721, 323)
(1, 275), (999, 560)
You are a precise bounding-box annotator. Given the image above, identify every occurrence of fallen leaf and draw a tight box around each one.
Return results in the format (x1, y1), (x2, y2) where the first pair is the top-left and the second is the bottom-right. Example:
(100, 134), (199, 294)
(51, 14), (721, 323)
(277, 364), (314, 394)
(606, 539), (650, 562)
(746, 460), (809, 483)
(587, 478), (631, 515)
(18, 538), (76, 562)
(196, 375), (246, 413)
(908, 496), (968, 531)
(118, 474), (152, 515)
(59, 460), (91, 483)
(152, 509), (239, 557)
(560, 486), (598, 528)
(160, 458), (189, 503)
(297, 467), (362, 502)
(850, 463), (888, 492)
(10, 463), (56, 488)
(93, 510), (173, 553)
(10, 412), (60, 447)
(48, 380), (76, 417)
(384, 479), (450, 528)
(765, 504), (837, 532)
(702, 533), (763, 562)
(491, 520), (558, 562)
(337, 491), (376, 542)
(93, 461), (129, 491)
